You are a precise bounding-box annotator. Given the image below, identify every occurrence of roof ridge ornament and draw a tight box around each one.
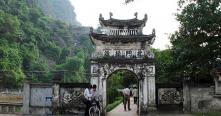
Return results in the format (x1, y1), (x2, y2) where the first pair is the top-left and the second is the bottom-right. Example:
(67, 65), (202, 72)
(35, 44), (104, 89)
(99, 14), (104, 20)
(134, 12), (138, 19)
(90, 27), (93, 33)
(144, 14), (148, 22)
(109, 12), (113, 19)
(152, 28), (156, 36)
(150, 28), (156, 44)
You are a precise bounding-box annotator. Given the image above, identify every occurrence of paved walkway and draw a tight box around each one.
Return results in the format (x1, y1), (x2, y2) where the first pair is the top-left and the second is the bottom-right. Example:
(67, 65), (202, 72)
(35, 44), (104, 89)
(107, 98), (194, 116)
(107, 98), (138, 116)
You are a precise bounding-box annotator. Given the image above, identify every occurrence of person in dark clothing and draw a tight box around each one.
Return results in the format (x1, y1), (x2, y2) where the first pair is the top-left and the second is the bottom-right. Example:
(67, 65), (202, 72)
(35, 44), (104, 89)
(122, 87), (131, 111)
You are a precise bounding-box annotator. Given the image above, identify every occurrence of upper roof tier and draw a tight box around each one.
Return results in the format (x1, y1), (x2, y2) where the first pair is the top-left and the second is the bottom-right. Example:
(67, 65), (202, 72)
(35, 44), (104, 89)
(99, 12), (148, 28)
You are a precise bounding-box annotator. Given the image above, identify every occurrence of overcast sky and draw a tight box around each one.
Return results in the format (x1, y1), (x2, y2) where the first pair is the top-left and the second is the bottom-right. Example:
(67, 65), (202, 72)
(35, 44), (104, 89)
(70, 0), (180, 50)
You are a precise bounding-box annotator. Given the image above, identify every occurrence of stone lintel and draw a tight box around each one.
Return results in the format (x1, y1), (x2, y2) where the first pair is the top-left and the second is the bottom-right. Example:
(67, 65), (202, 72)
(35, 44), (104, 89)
(90, 58), (154, 64)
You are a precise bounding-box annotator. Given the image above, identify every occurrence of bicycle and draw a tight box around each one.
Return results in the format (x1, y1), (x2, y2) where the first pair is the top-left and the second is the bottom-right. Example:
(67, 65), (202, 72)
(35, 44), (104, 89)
(89, 99), (101, 116)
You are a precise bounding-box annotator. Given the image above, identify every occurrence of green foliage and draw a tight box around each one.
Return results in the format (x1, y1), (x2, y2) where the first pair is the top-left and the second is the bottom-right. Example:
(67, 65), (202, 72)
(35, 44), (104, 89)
(107, 71), (137, 105)
(0, 0), (92, 88)
(170, 0), (221, 82)
(152, 48), (175, 83)
(55, 49), (88, 83)
(107, 72), (124, 104)
(0, 10), (21, 42)
(195, 112), (221, 116)
(106, 97), (123, 112)
(0, 40), (24, 88)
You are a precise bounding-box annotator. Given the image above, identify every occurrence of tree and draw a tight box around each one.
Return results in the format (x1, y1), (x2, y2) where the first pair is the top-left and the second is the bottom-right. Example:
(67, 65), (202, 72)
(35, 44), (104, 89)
(0, 0), (92, 87)
(152, 49), (175, 83)
(170, 0), (221, 82)
(0, 10), (21, 42)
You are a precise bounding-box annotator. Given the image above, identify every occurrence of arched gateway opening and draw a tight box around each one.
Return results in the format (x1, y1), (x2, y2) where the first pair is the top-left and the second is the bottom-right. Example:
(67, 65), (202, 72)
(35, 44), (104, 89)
(89, 13), (156, 115)
(107, 70), (138, 112)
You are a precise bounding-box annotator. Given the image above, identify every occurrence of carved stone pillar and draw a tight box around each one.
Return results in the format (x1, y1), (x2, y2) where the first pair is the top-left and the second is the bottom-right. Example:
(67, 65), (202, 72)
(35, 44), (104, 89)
(147, 76), (156, 111)
(146, 65), (156, 111)
(141, 77), (148, 113)
(102, 78), (107, 115)
(139, 78), (144, 114)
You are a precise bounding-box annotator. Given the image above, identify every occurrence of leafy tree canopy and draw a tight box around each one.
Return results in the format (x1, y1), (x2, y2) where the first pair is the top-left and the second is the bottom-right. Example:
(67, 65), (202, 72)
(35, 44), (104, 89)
(170, 0), (221, 83)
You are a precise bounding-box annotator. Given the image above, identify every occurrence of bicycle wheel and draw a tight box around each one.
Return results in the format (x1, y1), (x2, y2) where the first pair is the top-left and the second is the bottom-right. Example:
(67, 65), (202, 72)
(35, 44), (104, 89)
(89, 107), (100, 116)
(95, 108), (100, 116)
(89, 107), (95, 116)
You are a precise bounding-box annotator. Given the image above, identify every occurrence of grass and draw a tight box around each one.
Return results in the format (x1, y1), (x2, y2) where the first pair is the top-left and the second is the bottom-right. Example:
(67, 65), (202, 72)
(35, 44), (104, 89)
(107, 97), (123, 112)
(194, 112), (221, 116)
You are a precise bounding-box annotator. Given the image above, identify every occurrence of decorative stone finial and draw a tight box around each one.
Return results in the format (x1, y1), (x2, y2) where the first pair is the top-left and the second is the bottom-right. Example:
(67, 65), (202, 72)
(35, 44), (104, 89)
(134, 12), (138, 19)
(152, 28), (156, 35)
(144, 14), (148, 21)
(90, 27), (93, 33)
(109, 12), (113, 19)
(99, 13), (104, 20)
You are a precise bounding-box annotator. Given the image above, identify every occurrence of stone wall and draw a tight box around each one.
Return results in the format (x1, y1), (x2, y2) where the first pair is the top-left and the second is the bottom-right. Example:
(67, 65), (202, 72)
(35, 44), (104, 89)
(59, 83), (88, 115)
(183, 83), (221, 113)
(23, 82), (88, 115)
(23, 83), (53, 115)
(190, 86), (221, 112)
(0, 89), (22, 114)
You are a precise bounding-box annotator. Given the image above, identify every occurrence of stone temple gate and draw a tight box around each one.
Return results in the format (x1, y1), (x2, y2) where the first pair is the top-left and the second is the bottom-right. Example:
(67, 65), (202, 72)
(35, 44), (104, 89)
(89, 13), (156, 114)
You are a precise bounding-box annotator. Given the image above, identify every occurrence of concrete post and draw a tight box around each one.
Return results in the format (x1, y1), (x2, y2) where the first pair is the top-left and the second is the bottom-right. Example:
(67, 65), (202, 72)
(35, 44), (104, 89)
(52, 74), (61, 114)
(52, 79), (60, 114)
(6, 106), (9, 113)
(22, 81), (30, 114)
(13, 106), (16, 113)
(183, 81), (191, 112)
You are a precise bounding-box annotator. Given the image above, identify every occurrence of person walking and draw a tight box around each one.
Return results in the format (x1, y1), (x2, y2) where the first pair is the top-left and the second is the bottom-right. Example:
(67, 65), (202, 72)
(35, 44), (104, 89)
(132, 87), (138, 104)
(122, 87), (131, 111)
(83, 84), (92, 116)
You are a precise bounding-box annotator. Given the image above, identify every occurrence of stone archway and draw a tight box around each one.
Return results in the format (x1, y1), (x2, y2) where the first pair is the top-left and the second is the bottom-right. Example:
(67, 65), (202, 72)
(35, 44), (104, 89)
(89, 13), (157, 115)
(106, 69), (139, 112)
(90, 63), (156, 114)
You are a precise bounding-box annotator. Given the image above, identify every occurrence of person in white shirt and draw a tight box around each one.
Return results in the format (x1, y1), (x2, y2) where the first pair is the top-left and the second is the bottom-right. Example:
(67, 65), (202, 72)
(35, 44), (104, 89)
(83, 84), (92, 116)
(122, 87), (131, 111)
(91, 84), (101, 109)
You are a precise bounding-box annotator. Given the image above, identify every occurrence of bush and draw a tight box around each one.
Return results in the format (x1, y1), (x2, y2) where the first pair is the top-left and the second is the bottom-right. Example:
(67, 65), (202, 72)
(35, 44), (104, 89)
(106, 97), (123, 112)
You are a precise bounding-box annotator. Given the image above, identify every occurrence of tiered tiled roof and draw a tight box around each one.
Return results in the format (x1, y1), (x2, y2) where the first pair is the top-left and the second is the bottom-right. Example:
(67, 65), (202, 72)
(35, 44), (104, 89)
(99, 12), (147, 28)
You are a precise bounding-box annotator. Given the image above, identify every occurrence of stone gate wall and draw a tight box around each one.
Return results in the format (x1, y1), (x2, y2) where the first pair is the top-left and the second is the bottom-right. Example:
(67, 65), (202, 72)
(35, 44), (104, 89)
(23, 83), (53, 115)
(183, 83), (221, 113)
(23, 82), (89, 115)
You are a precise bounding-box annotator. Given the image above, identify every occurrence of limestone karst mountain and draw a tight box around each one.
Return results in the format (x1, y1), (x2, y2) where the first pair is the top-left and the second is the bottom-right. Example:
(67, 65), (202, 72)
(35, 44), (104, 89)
(36, 0), (81, 26)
